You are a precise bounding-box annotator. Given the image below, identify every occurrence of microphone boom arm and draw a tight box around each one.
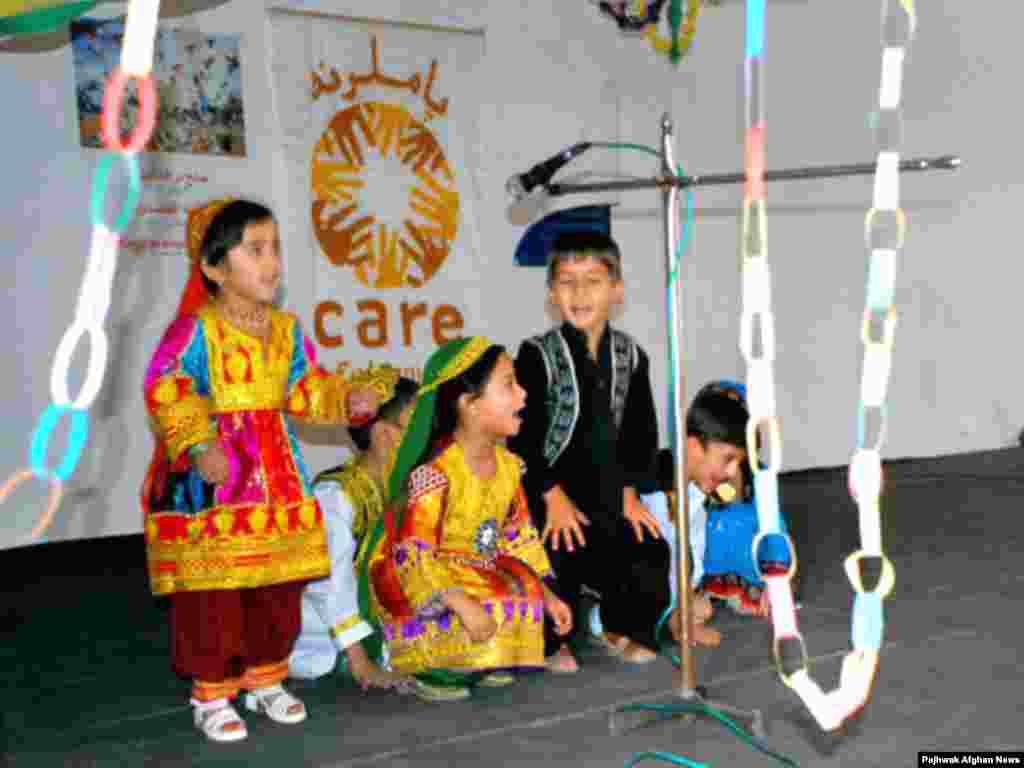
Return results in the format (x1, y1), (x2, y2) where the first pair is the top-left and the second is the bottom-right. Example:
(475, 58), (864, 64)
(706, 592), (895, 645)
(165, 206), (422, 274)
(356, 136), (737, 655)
(545, 154), (960, 196)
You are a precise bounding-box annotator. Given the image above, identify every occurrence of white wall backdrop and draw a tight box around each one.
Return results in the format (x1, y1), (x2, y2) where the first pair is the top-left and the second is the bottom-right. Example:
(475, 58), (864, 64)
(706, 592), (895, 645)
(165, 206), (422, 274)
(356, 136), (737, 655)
(0, 0), (997, 548)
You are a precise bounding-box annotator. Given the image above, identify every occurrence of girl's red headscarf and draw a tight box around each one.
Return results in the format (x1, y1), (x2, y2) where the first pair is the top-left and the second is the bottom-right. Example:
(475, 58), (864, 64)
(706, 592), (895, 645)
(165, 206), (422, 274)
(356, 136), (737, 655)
(176, 198), (234, 318)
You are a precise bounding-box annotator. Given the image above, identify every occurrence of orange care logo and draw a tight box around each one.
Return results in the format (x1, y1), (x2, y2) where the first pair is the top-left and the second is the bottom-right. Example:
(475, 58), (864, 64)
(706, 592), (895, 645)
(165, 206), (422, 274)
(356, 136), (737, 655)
(310, 36), (458, 290)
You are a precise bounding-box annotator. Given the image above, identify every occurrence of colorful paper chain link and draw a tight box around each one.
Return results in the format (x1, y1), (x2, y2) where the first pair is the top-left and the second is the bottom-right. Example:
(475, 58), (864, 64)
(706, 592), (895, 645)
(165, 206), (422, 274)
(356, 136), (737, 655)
(640, 0), (701, 64)
(739, 0), (915, 732)
(595, 2), (701, 65)
(0, 0), (160, 540)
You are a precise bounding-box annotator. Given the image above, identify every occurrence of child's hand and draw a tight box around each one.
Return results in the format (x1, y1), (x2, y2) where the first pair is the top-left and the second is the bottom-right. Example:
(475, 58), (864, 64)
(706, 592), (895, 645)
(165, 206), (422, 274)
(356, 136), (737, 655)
(543, 591), (573, 637)
(756, 588), (771, 618)
(194, 441), (230, 485)
(623, 488), (662, 543)
(542, 485), (590, 552)
(445, 592), (497, 644)
(346, 386), (380, 426)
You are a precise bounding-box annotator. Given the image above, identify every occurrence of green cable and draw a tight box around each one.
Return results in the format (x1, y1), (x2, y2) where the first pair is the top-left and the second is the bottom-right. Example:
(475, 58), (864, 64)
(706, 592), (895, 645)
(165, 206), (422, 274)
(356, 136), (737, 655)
(654, 600), (680, 664)
(587, 140), (694, 284)
(618, 704), (801, 768)
(626, 751), (709, 768)
(591, 141), (662, 159)
(589, 140), (693, 452)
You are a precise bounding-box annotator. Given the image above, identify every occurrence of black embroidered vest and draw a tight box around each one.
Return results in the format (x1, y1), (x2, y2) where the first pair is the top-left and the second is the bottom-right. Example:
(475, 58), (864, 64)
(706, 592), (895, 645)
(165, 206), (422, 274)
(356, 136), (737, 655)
(523, 327), (637, 465)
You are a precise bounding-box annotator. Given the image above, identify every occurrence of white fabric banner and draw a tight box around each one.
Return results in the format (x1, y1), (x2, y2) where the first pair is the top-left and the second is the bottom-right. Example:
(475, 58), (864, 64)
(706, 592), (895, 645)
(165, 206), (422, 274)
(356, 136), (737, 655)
(269, 12), (485, 382)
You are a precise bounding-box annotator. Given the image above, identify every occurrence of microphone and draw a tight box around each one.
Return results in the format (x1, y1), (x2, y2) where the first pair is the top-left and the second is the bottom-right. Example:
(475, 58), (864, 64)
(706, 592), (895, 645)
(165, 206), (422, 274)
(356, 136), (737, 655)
(505, 142), (592, 202)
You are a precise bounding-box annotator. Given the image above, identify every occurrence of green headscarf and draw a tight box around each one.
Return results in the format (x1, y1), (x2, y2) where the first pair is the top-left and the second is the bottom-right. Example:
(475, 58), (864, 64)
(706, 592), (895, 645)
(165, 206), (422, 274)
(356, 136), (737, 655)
(355, 336), (495, 661)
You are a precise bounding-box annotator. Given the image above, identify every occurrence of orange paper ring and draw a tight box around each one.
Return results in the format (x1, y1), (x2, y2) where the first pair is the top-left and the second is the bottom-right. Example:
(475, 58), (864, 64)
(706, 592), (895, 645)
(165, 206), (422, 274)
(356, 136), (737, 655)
(0, 469), (64, 541)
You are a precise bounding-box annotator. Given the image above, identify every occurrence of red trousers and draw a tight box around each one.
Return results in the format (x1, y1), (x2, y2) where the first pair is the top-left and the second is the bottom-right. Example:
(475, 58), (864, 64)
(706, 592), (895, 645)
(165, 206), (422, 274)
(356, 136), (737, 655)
(169, 580), (305, 702)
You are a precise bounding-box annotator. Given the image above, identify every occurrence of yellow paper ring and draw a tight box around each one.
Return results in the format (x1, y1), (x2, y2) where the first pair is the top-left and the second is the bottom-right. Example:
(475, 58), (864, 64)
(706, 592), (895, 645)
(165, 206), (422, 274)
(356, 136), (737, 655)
(772, 631), (810, 688)
(844, 549), (896, 597)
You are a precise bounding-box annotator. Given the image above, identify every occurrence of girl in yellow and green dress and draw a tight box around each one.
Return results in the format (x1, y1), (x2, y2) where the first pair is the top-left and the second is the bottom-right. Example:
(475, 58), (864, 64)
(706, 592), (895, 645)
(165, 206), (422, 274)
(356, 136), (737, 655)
(361, 337), (573, 701)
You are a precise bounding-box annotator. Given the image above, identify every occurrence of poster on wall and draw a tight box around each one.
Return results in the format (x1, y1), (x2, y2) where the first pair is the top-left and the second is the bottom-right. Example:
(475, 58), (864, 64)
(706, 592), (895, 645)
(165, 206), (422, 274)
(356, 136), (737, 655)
(71, 18), (246, 157)
(71, 17), (253, 269)
(269, 13), (485, 383)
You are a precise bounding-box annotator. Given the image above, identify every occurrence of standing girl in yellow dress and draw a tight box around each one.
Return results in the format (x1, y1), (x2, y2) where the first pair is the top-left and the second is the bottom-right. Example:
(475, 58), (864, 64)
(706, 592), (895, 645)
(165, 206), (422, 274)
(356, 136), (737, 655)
(142, 199), (378, 741)
(362, 337), (572, 701)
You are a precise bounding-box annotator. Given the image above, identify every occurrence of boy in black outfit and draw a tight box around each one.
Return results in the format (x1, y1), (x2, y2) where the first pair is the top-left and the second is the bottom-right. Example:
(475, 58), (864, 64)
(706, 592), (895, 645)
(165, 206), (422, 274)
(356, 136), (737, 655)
(509, 231), (670, 669)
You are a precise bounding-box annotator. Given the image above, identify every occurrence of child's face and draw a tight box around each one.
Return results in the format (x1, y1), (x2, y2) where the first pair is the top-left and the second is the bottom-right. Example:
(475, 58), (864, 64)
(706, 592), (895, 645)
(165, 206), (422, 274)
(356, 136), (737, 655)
(548, 256), (623, 338)
(372, 401), (414, 452)
(471, 353), (527, 439)
(688, 437), (746, 495)
(375, 402), (415, 476)
(207, 217), (282, 306)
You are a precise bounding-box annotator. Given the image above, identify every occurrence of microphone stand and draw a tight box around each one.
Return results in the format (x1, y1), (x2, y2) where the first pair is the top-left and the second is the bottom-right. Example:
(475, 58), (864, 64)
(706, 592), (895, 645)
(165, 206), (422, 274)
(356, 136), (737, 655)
(527, 114), (960, 740)
(547, 151), (960, 195)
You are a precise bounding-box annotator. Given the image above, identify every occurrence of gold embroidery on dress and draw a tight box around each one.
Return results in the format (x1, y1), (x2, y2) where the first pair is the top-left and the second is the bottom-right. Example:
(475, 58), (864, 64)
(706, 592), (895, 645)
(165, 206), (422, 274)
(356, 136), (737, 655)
(330, 614), (365, 638)
(319, 458), (384, 544)
(146, 498), (330, 594)
(378, 441), (553, 674)
(200, 304), (293, 412)
(432, 442), (520, 555)
(157, 394), (216, 461)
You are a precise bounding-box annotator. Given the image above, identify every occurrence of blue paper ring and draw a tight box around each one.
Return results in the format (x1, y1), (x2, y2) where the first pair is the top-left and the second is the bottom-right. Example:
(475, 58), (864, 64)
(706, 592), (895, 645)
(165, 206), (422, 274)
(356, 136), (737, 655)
(30, 404), (90, 481)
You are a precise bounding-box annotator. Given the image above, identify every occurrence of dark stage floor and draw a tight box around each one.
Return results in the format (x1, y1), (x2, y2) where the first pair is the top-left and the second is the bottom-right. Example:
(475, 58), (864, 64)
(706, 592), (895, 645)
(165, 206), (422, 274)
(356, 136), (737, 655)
(3, 448), (1022, 767)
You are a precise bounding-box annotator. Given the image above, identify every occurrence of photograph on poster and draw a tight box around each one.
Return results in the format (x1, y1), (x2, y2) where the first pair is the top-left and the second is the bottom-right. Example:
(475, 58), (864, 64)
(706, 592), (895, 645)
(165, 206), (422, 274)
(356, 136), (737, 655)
(72, 18), (245, 157)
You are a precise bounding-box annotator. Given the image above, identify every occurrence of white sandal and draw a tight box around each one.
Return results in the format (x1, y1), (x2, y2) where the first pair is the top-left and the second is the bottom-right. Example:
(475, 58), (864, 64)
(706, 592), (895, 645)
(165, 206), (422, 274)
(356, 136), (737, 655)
(243, 684), (307, 725)
(192, 698), (248, 743)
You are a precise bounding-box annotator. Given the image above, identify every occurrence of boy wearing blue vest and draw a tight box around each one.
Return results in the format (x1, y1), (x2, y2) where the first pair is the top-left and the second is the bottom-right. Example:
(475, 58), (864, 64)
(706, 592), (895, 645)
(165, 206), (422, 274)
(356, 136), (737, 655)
(689, 382), (794, 618)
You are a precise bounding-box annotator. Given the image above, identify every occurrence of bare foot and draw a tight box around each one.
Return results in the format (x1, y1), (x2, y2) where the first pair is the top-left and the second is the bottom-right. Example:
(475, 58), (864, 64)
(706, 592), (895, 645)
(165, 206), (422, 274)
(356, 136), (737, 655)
(669, 612), (722, 648)
(754, 588), (771, 618)
(346, 644), (409, 690)
(620, 640), (658, 664)
(545, 644), (580, 674)
(691, 592), (714, 622)
(667, 597), (713, 640)
(597, 632), (629, 654)
(691, 623), (721, 648)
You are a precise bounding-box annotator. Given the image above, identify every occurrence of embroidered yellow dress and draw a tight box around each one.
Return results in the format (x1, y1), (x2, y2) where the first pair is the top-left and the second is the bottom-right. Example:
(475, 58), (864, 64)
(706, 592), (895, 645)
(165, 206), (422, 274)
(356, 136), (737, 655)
(368, 440), (552, 674)
(142, 303), (353, 596)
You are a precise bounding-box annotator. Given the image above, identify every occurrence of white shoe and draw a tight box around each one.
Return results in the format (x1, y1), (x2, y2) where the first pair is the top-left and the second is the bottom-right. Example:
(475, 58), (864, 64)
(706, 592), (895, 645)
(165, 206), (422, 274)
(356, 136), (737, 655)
(244, 684), (307, 724)
(192, 698), (247, 743)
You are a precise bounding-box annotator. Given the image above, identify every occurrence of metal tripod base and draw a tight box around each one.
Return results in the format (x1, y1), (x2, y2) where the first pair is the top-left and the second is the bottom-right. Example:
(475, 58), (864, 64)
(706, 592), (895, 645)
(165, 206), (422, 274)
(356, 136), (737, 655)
(609, 683), (766, 742)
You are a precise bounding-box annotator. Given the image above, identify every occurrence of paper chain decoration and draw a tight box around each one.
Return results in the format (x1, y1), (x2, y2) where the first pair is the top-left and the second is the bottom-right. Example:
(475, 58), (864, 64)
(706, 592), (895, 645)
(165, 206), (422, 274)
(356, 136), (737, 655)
(0, 0), (160, 542)
(740, 0), (915, 732)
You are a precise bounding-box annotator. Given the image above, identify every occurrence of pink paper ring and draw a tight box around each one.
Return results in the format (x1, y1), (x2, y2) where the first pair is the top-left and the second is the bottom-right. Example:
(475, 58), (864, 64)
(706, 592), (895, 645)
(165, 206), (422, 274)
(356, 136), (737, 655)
(101, 68), (158, 153)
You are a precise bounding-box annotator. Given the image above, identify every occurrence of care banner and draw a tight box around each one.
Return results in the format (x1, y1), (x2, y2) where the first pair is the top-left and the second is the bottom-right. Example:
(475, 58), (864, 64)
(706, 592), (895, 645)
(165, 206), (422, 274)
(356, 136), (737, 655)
(269, 11), (485, 382)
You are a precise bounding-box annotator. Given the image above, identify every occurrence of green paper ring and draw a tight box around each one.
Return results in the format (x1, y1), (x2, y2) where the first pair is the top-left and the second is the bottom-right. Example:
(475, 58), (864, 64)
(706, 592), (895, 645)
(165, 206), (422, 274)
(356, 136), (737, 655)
(90, 151), (141, 233)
